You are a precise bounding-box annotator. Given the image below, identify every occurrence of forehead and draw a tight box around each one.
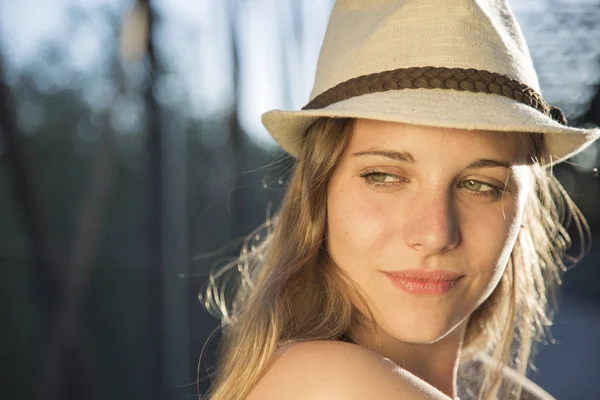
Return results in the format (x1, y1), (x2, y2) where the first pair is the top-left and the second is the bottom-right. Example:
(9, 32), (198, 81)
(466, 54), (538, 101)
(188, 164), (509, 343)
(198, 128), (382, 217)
(345, 118), (532, 164)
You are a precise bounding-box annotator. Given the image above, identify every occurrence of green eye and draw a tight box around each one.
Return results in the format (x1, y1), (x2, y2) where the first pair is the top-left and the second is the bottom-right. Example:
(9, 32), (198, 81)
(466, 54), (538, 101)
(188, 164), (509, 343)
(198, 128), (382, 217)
(359, 171), (404, 188)
(463, 180), (493, 191)
(369, 172), (398, 183)
(460, 179), (506, 198)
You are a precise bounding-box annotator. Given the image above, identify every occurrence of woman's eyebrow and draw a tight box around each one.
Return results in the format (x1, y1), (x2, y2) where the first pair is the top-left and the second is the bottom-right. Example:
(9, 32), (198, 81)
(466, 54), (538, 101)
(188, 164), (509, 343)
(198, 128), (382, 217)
(351, 149), (416, 163)
(466, 159), (512, 169)
(351, 149), (512, 169)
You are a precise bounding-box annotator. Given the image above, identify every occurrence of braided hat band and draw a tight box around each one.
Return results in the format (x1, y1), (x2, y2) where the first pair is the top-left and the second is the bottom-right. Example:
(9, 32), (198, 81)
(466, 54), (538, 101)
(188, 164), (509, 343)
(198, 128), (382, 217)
(302, 66), (567, 126)
(262, 0), (600, 165)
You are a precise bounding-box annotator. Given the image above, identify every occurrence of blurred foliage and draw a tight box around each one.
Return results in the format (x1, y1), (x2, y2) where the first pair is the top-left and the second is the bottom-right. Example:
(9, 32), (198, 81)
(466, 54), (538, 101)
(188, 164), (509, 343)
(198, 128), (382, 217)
(0, 55), (291, 397)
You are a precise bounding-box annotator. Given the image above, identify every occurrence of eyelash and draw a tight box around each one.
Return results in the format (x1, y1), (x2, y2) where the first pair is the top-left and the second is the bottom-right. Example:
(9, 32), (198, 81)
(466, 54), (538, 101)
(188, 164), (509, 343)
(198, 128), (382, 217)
(359, 170), (509, 198)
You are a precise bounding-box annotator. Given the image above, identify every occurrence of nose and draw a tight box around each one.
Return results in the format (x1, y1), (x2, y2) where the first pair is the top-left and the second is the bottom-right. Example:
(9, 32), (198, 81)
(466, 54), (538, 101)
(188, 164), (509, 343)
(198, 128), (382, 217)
(404, 187), (460, 254)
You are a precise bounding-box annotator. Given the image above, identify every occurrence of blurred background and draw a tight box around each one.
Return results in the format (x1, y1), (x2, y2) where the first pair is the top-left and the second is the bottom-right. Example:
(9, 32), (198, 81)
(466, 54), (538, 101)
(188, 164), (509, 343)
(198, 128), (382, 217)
(0, 0), (599, 399)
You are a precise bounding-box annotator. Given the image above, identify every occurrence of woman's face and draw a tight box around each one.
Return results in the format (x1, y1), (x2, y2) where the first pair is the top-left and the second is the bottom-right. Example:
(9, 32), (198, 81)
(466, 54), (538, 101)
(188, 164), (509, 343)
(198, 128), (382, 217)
(326, 118), (532, 344)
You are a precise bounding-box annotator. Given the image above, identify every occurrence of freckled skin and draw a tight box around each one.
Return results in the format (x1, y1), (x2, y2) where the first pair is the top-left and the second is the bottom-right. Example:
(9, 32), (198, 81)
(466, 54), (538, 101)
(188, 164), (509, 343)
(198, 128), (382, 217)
(326, 118), (532, 344)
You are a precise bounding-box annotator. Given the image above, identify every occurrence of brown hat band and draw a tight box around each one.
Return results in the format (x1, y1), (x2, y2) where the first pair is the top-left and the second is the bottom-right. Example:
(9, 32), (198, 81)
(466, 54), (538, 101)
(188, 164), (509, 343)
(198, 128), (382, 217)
(302, 66), (567, 126)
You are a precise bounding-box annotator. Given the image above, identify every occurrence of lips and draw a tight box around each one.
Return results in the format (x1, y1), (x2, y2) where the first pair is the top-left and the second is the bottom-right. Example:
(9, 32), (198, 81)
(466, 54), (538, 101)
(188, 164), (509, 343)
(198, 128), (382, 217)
(384, 269), (463, 281)
(383, 269), (464, 295)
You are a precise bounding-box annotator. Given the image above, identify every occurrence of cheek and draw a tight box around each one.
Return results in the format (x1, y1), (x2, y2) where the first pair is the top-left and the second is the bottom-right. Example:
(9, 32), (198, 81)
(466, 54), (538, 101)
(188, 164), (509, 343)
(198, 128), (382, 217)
(462, 197), (523, 288)
(327, 185), (393, 267)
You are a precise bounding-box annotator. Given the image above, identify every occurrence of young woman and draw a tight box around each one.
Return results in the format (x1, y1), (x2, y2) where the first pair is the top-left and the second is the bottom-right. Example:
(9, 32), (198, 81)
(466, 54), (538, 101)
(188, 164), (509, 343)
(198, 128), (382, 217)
(200, 0), (599, 399)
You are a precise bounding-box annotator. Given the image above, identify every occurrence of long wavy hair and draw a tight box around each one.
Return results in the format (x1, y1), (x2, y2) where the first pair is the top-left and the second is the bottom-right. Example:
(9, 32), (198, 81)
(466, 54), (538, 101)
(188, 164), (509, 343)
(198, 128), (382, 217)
(199, 117), (591, 400)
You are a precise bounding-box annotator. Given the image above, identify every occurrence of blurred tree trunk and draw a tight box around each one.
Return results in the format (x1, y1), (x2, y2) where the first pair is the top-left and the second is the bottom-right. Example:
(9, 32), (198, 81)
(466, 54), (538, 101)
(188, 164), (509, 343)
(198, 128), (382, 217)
(138, 1), (166, 399)
(41, 104), (118, 399)
(39, 20), (124, 400)
(277, 0), (293, 109)
(0, 57), (57, 324)
(227, 0), (245, 237)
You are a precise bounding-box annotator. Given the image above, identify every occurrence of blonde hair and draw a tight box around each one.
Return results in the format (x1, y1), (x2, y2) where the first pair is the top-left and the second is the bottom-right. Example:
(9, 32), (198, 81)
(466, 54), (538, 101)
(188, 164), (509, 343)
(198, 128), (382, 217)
(199, 117), (591, 400)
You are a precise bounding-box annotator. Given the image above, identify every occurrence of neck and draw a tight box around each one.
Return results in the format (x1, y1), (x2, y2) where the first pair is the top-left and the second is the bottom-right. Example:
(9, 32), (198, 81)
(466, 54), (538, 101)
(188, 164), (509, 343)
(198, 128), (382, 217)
(348, 319), (468, 399)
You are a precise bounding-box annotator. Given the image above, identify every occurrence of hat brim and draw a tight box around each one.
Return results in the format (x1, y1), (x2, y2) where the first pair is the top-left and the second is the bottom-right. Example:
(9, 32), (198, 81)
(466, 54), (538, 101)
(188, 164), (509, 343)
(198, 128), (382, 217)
(262, 89), (600, 167)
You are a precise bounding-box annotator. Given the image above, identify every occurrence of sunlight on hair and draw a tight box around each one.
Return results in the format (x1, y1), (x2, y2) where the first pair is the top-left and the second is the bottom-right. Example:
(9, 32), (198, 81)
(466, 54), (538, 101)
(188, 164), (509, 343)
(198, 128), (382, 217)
(199, 118), (592, 400)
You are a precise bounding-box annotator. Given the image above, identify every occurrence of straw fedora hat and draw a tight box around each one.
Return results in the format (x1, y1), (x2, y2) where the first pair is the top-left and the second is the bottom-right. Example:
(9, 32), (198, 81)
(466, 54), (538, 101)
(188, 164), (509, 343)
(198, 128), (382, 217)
(262, 0), (600, 166)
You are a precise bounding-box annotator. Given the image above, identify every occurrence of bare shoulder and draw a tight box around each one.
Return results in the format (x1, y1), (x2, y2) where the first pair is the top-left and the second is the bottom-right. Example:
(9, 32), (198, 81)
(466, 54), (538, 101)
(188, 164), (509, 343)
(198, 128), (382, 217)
(245, 340), (451, 400)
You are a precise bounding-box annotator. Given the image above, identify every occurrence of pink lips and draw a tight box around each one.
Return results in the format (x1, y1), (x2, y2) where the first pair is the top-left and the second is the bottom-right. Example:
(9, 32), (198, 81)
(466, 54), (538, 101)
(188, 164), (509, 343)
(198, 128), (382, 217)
(383, 269), (464, 295)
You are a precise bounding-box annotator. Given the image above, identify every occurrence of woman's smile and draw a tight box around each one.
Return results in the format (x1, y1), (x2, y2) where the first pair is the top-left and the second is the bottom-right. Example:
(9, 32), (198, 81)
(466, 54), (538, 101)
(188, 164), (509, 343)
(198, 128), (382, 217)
(382, 270), (465, 295)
